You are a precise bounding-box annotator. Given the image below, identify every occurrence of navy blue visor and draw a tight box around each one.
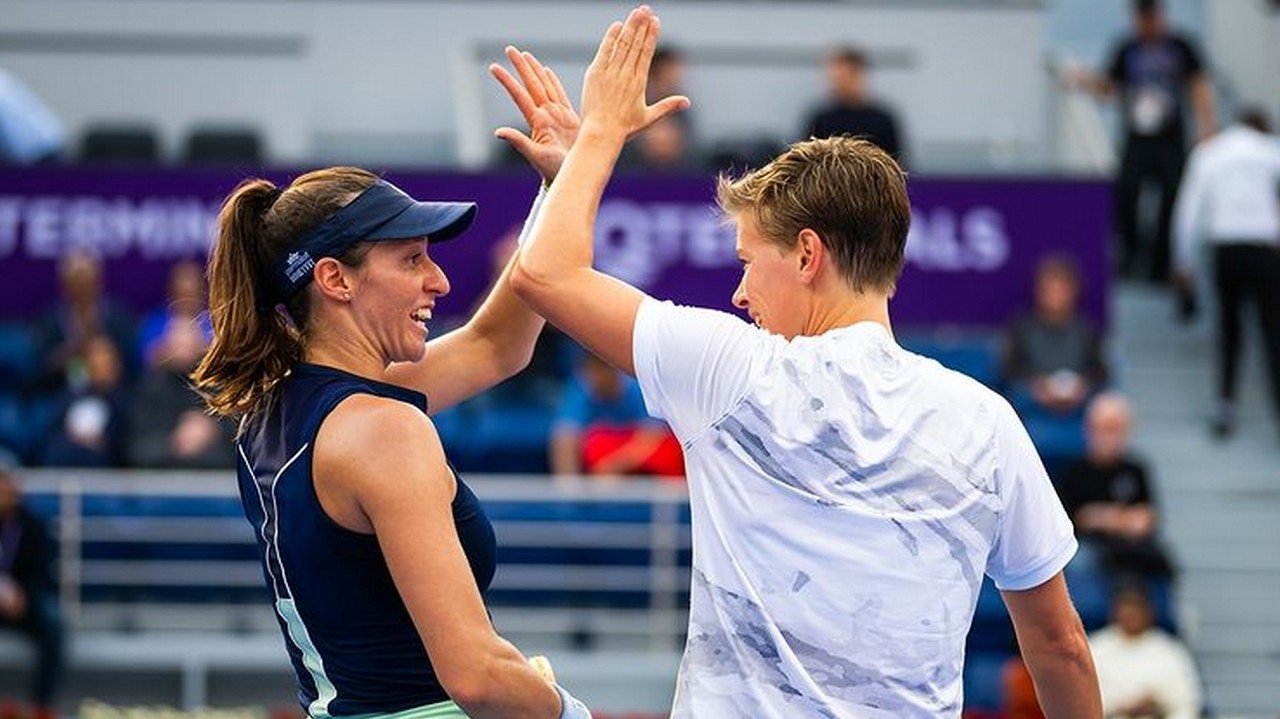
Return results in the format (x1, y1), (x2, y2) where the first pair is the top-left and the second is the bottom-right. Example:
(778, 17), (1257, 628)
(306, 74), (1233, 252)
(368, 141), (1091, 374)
(264, 179), (477, 307)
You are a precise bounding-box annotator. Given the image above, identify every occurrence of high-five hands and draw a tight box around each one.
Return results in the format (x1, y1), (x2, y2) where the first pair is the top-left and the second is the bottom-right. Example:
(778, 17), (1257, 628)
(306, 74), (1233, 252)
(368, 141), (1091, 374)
(490, 49), (581, 183)
(490, 4), (689, 172)
(580, 5), (689, 140)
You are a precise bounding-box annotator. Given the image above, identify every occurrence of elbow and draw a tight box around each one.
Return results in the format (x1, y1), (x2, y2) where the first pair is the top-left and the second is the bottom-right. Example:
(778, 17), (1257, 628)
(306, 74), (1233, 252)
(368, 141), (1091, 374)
(510, 257), (564, 313)
(1055, 629), (1096, 675)
(447, 686), (497, 717)
(1024, 617), (1095, 674)
(440, 664), (502, 715)
(509, 260), (544, 304)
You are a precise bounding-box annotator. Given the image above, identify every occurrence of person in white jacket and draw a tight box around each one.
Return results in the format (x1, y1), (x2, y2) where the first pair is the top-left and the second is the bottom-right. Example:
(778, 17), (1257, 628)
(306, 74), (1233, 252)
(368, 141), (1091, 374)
(1172, 106), (1280, 440)
(1089, 584), (1202, 719)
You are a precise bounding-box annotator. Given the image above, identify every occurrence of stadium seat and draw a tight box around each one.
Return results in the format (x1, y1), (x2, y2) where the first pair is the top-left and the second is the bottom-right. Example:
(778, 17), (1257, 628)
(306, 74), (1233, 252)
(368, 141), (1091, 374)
(440, 393), (555, 474)
(0, 393), (25, 459)
(182, 126), (264, 165)
(79, 124), (162, 164)
(967, 577), (1015, 653)
(1020, 410), (1087, 475)
(962, 650), (1010, 712)
(899, 331), (1001, 388)
(0, 321), (37, 392)
(1064, 561), (1112, 632)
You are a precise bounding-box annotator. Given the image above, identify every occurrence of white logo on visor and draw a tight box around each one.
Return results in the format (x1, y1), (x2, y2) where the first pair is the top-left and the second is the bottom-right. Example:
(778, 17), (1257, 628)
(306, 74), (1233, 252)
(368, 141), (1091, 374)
(285, 251), (315, 283)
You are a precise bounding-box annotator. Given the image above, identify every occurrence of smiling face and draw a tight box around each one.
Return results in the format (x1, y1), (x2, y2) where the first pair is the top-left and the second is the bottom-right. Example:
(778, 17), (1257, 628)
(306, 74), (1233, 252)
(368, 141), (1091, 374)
(731, 212), (805, 339)
(348, 238), (450, 364)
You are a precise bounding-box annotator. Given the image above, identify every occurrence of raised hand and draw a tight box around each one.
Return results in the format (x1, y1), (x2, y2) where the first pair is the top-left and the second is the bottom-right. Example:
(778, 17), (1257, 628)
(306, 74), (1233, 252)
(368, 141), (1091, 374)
(490, 47), (581, 183)
(580, 5), (689, 141)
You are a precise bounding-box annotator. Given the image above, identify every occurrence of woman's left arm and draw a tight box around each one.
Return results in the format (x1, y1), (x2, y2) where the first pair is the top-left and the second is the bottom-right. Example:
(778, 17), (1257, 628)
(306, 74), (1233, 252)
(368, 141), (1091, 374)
(386, 50), (580, 411)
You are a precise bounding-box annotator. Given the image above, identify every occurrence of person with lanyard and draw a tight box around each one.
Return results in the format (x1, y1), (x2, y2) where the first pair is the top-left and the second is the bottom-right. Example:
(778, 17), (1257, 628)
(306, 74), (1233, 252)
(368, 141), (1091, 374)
(494, 7), (1101, 717)
(1068, 0), (1216, 284)
(191, 69), (606, 717)
(0, 451), (65, 719)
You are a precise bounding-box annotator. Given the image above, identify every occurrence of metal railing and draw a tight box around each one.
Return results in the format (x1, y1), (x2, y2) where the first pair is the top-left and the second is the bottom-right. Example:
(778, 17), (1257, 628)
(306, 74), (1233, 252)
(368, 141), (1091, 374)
(17, 469), (693, 651)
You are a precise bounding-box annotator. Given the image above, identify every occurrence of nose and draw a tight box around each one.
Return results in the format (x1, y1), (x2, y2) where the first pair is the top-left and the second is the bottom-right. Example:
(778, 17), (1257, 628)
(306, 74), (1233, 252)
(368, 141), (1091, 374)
(731, 277), (748, 310)
(426, 259), (450, 297)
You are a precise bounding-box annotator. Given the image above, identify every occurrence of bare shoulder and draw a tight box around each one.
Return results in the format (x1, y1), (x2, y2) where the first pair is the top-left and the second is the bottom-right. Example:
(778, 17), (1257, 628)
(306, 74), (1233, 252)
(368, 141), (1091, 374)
(321, 394), (437, 455)
(315, 393), (453, 510)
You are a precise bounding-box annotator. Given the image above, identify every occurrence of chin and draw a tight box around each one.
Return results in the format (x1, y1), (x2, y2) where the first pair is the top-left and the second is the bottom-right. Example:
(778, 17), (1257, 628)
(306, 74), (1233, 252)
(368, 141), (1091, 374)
(390, 339), (428, 365)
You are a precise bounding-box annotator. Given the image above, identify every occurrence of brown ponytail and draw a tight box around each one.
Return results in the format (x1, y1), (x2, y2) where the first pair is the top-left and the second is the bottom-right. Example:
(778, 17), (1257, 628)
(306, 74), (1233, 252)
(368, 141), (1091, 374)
(192, 167), (379, 422)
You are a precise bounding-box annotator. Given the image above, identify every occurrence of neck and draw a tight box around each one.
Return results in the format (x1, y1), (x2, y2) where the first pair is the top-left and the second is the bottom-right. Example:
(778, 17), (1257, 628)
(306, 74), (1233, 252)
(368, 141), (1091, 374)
(803, 290), (892, 337)
(835, 88), (868, 105)
(303, 316), (388, 380)
(1038, 307), (1073, 325)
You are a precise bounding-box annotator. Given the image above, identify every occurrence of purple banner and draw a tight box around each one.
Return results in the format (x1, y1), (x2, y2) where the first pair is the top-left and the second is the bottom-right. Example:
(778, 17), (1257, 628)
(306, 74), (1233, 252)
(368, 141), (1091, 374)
(0, 166), (1109, 329)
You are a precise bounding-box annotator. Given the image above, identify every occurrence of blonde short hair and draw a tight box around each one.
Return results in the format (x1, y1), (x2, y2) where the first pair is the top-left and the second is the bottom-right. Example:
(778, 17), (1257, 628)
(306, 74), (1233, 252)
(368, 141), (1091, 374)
(716, 136), (910, 293)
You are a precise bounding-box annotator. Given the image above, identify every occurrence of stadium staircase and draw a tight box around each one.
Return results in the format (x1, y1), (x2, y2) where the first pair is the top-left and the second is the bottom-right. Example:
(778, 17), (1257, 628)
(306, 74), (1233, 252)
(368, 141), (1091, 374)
(1114, 282), (1280, 718)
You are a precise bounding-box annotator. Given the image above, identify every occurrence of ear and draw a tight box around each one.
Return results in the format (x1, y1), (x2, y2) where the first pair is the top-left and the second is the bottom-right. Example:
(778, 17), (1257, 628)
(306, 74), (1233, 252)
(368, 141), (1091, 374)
(312, 257), (353, 302)
(795, 228), (825, 285)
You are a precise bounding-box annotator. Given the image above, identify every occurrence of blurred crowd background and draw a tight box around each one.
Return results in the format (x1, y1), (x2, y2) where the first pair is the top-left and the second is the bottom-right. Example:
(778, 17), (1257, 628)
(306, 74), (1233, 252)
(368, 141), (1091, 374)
(1, 0), (1278, 718)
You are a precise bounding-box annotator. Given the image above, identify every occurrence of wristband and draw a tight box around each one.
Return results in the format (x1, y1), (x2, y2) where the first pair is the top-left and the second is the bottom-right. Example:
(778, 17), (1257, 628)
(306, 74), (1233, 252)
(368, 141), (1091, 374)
(554, 684), (592, 719)
(516, 184), (549, 248)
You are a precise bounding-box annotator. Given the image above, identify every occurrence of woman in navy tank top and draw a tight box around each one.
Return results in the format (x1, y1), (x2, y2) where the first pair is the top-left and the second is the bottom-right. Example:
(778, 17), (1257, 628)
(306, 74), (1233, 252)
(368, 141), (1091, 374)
(190, 56), (594, 719)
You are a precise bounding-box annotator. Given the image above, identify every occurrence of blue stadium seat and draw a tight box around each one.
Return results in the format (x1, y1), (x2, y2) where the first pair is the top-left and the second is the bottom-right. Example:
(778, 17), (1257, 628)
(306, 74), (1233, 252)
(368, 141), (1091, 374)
(0, 392), (57, 463)
(899, 331), (1001, 388)
(24, 491), (60, 519)
(967, 577), (1015, 653)
(471, 404), (554, 473)
(1020, 410), (1087, 471)
(0, 321), (37, 392)
(1064, 562), (1112, 632)
(0, 393), (25, 459)
(963, 650), (1010, 712)
(1147, 576), (1178, 633)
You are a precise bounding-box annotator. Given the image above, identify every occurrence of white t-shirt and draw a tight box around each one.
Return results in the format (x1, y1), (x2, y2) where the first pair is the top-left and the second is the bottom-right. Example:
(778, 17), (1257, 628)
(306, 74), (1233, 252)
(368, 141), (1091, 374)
(1173, 123), (1280, 271)
(1089, 627), (1201, 719)
(632, 299), (1077, 718)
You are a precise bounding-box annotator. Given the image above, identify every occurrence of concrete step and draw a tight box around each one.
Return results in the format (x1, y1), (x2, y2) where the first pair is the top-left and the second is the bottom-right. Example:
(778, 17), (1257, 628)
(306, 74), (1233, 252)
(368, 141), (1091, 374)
(1113, 282), (1280, 719)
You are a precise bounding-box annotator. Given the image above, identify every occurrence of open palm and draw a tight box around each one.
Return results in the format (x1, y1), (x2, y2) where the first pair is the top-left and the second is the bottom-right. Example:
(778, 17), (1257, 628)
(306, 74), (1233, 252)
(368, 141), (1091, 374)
(490, 48), (581, 183)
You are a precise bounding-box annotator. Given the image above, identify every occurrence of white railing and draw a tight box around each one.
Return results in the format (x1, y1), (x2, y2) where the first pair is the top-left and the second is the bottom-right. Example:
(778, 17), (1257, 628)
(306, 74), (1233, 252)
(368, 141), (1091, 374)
(1043, 52), (1117, 176)
(17, 469), (693, 651)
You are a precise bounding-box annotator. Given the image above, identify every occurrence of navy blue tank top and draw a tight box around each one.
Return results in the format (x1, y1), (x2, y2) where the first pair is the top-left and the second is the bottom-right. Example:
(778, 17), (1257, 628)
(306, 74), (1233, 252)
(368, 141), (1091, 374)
(237, 362), (496, 716)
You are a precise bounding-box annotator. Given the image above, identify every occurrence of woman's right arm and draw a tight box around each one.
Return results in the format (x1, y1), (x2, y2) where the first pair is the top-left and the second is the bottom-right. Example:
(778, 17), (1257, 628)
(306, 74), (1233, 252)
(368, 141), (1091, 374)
(315, 396), (568, 718)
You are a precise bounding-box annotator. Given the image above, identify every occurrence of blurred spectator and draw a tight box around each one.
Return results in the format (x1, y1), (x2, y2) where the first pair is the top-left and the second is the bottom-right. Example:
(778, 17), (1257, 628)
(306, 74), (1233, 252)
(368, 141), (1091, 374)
(1068, 0), (1216, 282)
(1089, 582), (1201, 719)
(1172, 106), (1280, 441)
(550, 352), (682, 479)
(433, 225), (569, 473)
(801, 46), (904, 164)
(647, 46), (693, 138)
(1001, 253), (1109, 418)
(128, 319), (234, 469)
(0, 450), (65, 719)
(40, 334), (130, 468)
(33, 250), (138, 394)
(619, 116), (698, 173)
(137, 258), (213, 369)
(622, 46), (699, 173)
(0, 68), (65, 165)
(1059, 393), (1174, 580)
